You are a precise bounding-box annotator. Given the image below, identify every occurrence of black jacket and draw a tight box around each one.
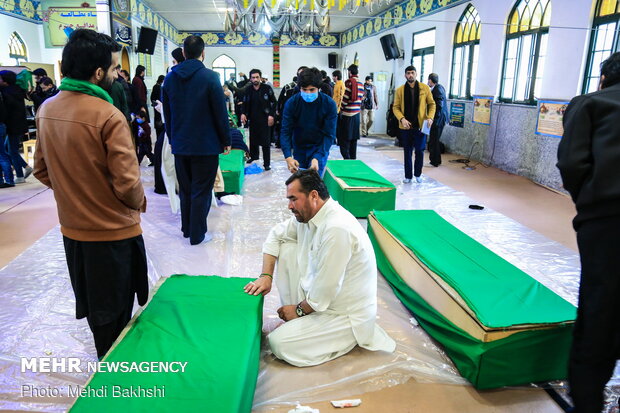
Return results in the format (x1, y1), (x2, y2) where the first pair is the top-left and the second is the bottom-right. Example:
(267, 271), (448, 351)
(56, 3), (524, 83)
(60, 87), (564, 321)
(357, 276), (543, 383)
(431, 83), (449, 128)
(557, 82), (620, 229)
(0, 91), (6, 124)
(0, 85), (28, 135)
(240, 83), (276, 120)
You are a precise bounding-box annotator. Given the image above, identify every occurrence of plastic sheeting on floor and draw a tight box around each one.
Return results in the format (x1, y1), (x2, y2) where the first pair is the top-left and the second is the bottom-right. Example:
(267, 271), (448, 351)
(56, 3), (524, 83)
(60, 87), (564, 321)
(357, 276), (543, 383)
(0, 141), (618, 412)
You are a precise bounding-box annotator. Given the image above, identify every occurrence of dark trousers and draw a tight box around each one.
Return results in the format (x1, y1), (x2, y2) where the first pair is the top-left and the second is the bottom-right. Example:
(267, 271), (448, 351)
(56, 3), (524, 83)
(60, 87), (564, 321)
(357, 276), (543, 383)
(338, 114), (360, 159)
(400, 128), (427, 179)
(153, 131), (166, 194)
(174, 154), (219, 245)
(137, 142), (154, 165)
(428, 122), (445, 166)
(5, 134), (28, 178)
(569, 215), (620, 413)
(63, 235), (148, 358)
(249, 125), (270, 168)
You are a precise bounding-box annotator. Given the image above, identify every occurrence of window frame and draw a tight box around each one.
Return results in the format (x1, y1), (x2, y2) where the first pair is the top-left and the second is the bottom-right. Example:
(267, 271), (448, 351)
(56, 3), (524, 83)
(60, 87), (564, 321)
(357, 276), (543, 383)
(411, 28), (436, 84)
(498, 0), (550, 105)
(212, 54), (237, 87)
(582, 3), (620, 94)
(8, 31), (28, 64)
(450, 5), (481, 100)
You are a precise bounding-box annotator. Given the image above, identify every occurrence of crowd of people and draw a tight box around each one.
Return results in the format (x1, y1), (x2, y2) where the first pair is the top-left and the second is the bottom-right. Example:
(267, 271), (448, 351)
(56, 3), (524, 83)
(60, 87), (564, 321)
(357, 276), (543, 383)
(3, 26), (618, 412)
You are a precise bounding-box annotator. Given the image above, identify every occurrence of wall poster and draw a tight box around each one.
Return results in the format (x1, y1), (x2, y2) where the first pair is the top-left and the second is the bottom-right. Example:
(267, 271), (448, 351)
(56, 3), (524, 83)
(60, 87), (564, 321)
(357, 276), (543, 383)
(472, 96), (492, 125)
(536, 100), (569, 138)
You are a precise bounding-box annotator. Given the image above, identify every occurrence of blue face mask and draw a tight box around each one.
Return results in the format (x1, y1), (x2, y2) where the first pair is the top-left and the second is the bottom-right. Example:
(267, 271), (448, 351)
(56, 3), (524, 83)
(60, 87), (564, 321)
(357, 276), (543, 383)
(136, 118), (145, 124)
(300, 91), (319, 103)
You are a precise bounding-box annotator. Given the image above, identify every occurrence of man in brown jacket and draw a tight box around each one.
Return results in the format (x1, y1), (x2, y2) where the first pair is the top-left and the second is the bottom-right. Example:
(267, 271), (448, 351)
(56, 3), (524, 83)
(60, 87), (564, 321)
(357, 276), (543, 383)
(392, 65), (436, 183)
(34, 29), (148, 359)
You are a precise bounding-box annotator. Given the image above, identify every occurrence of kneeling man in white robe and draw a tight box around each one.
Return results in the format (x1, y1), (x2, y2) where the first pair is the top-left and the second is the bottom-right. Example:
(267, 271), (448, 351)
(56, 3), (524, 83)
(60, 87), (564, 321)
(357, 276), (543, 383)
(244, 169), (396, 367)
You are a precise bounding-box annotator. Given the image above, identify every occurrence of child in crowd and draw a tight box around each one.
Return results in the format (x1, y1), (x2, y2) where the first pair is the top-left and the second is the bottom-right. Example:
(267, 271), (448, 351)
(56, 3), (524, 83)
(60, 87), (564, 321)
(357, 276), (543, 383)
(132, 109), (154, 166)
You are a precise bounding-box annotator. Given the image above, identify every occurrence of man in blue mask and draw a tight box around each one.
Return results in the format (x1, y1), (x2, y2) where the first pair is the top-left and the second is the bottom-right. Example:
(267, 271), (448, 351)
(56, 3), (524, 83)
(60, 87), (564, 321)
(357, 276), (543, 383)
(280, 67), (337, 177)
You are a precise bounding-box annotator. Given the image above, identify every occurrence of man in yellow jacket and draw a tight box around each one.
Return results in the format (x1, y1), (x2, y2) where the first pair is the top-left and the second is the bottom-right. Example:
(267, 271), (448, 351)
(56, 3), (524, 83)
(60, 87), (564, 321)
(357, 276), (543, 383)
(392, 66), (436, 183)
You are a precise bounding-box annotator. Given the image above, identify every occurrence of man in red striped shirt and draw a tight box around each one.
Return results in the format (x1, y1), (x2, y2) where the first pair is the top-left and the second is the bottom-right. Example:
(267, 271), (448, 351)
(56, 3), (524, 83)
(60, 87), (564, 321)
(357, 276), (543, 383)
(338, 64), (364, 159)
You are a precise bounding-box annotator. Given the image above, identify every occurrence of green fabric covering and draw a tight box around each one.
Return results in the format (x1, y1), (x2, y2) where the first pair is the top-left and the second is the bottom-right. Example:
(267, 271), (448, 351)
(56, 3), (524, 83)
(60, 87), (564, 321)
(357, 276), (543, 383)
(219, 149), (245, 194)
(59, 77), (113, 104)
(326, 160), (394, 188)
(368, 215), (575, 389)
(71, 275), (263, 412)
(373, 210), (576, 327)
(324, 160), (395, 218)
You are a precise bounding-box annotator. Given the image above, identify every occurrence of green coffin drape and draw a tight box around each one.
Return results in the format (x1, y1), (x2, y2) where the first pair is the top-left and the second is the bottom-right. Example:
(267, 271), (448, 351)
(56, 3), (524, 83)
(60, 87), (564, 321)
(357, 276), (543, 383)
(368, 210), (576, 389)
(71, 275), (263, 412)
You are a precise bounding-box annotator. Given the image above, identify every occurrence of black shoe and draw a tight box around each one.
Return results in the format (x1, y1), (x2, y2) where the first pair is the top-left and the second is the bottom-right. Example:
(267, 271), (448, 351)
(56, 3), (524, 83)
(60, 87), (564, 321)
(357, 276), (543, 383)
(264, 166), (271, 171)
(0, 183), (15, 188)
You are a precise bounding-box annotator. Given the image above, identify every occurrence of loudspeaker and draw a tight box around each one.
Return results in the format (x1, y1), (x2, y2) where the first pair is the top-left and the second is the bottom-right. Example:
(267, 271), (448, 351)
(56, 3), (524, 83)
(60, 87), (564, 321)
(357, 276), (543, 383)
(380, 34), (400, 60)
(136, 27), (158, 55)
(328, 53), (338, 69)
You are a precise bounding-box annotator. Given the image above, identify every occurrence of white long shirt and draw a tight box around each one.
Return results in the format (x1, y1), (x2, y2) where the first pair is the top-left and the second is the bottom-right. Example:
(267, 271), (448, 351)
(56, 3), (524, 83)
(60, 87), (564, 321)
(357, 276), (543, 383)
(263, 198), (395, 351)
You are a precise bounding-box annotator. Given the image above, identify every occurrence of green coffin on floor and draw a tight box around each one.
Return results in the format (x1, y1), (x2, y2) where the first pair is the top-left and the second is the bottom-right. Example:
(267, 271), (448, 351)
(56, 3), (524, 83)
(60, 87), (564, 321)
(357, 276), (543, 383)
(368, 210), (576, 389)
(324, 160), (396, 218)
(70, 275), (263, 412)
(219, 149), (245, 194)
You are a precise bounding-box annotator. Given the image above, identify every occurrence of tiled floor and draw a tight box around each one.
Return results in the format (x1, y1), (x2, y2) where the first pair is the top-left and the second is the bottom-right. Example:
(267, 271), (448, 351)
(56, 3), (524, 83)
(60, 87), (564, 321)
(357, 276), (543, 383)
(0, 139), (582, 412)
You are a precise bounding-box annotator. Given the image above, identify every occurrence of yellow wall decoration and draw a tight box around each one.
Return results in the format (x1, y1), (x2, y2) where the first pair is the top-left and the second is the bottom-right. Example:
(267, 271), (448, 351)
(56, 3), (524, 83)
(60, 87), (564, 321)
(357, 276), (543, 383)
(405, 0), (417, 19)
(393, 5), (403, 25)
(420, 0), (432, 13)
(353, 27), (359, 40)
(280, 34), (291, 45)
(358, 24), (365, 38)
(21, 0), (36, 19)
(202, 33), (219, 45)
(225, 33), (244, 45)
(319, 34), (337, 46)
(383, 10), (392, 28)
(374, 17), (382, 31)
(248, 32), (267, 45)
(366, 20), (374, 35)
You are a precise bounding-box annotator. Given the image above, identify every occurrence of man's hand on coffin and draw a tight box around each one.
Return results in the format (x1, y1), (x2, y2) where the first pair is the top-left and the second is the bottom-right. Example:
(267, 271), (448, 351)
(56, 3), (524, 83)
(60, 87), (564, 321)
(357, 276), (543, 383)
(310, 158), (319, 171)
(244, 276), (272, 296)
(277, 305), (298, 321)
(286, 157), (299, 173)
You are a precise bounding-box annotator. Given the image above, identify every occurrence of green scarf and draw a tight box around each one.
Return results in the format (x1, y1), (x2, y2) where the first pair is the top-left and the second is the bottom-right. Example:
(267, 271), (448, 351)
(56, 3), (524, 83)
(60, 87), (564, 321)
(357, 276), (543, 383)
(58, 77), (113, 104)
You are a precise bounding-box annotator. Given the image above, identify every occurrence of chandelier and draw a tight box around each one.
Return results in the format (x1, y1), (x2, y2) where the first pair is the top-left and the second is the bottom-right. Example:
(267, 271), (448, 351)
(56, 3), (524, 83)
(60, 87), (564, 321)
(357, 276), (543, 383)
(224, 0), (391, 36)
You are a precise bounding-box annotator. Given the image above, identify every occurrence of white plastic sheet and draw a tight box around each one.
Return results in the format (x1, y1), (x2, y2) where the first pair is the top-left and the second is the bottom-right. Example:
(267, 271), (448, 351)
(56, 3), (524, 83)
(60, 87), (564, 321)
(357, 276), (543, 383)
(1, 142), (617, 412)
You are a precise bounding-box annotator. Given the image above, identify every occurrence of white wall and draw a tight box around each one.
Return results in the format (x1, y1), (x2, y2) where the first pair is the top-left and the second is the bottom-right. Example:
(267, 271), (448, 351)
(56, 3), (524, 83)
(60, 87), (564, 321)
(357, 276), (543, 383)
(203, 46), (334, 85)
(339, 0), (597, 125)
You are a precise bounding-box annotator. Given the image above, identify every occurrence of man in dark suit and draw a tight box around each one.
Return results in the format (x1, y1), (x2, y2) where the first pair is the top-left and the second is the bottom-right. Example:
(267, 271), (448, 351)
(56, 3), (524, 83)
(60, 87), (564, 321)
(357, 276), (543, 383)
(162, 35), (231, 245)
(239, 68), (276, 170)
(557, 51), (620, 413)
(427, 73), (449, 167)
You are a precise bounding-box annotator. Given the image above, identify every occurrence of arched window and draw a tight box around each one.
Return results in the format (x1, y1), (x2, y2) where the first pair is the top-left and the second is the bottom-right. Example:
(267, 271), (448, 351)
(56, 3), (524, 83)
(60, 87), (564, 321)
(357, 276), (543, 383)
(8, 31), (28, 64)
(450, 4), (481, 99)
(212, 55), (236, 86)
(499, 0), (551, 104)
(583, 0), (620, 93)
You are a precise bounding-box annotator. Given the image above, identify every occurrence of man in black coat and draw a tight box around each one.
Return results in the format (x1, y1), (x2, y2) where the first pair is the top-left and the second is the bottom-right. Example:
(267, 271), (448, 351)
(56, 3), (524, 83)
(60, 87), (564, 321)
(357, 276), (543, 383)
(557, 51), (620, 413)
(0, 70), (31, 183)
(427, 73), (449, 167)
(239, 68), (276, 170)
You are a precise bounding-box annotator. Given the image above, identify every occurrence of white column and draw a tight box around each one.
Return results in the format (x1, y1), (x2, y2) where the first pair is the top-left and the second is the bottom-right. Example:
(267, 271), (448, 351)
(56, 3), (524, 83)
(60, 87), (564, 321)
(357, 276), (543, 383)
(96, 0), (111, 35)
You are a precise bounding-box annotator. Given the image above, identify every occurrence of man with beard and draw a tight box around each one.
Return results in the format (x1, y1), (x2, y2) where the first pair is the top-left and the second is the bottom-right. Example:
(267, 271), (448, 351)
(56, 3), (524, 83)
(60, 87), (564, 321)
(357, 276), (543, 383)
(33, 29), (148, 359)
(239, 68), (276, 170)
(244, 169), (395, 367)
(392, 66), (435, 183)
